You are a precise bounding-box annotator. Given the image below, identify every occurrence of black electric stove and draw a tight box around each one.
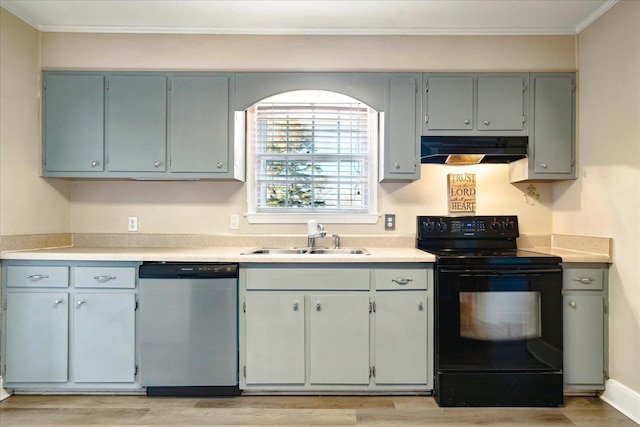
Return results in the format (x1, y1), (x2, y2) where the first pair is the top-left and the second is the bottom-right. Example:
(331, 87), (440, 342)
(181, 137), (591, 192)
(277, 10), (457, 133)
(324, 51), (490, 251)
(417, 216), (564, 407)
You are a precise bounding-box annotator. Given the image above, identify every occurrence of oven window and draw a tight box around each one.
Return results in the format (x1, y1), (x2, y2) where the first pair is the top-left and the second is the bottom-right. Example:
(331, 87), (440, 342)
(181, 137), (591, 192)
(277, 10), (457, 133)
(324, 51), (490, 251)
(460, 292), (541, 341)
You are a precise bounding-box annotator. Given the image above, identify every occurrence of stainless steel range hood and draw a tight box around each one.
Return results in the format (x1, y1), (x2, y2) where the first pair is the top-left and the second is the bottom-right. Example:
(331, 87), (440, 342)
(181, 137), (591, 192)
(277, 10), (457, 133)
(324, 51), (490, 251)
(420, 136), (528, 165)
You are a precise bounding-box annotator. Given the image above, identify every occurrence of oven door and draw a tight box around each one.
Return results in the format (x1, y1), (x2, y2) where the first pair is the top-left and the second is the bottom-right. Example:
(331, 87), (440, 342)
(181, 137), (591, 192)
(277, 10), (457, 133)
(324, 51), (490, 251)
(436, 266), (563, 373)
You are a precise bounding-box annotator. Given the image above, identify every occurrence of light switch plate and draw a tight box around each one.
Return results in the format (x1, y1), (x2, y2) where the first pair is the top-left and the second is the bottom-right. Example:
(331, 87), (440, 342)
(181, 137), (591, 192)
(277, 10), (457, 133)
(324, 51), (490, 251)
(230, 214), (240, 230)
(384, 214), (395, 231)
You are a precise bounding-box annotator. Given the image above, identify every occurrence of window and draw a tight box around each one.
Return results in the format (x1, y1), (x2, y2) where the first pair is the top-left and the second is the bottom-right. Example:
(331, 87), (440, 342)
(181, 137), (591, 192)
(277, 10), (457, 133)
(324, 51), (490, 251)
(246, 91), (378, 223)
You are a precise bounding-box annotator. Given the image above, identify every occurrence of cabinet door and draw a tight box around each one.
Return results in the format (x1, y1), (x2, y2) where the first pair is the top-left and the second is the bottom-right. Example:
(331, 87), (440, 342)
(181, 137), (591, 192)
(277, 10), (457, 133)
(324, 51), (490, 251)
(43, 74), (105, 172)
(563, 294), (605, 386)
(5, 292), (69, 383)
(170, 76), (230, 173)
(381, 76), (419, 180)
(73, 293), (136, 383)
(532, 75), (574, 175)
(245, 293), (305, 385)
(477, 76), (525, 131)
(374, 292), (428, 385)
(107, 75), (167, 172)
(309, 294), (370, 385)
(425, 76), (473, 131)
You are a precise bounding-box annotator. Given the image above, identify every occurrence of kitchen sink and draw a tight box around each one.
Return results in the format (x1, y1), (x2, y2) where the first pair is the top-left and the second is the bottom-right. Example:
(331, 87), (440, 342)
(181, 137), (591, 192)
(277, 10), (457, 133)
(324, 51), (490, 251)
(241, 247), (370, 255)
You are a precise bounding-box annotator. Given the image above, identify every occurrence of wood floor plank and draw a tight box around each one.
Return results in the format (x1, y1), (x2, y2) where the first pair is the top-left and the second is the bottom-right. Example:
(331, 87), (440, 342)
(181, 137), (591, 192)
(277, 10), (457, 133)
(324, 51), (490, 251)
(195, 396), (395, 409)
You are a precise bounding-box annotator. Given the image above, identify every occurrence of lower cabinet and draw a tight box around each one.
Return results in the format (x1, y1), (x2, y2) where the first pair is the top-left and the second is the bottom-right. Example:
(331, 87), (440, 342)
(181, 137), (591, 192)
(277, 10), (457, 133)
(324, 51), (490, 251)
(1, 261), (140, 391)
(562, 264), (608, 391)
(240, 264), (433, 392)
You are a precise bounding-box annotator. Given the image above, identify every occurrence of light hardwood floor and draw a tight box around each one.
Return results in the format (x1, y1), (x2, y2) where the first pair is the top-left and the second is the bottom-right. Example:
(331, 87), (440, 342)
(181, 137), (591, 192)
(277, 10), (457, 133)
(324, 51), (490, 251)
(0, 394), (637, 426)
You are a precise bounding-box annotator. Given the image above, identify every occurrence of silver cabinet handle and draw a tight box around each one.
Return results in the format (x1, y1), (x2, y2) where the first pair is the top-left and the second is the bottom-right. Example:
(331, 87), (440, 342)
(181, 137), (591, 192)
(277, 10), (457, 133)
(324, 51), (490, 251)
(217, 162), (223, 169)
(463, 119), (470, 125)
(572, 277), (595, 284)
(54, 299), (64, 305)
(27, 274), (50, 280)
(568, 301), (577, 309)
(77, 299), (86, 306)
(91, 160), (100, 167)
(316, 302), (321, 311)
(392, 278), (413, 285)
(483, 120), (490, 126)
(394, 162), (400, 169)
(418, 301), (424, 311)
(293, 301), (299, 311)
(94, 275), (116, 282)
(153, 161), (162, 168)
(540, 163), (548, 168)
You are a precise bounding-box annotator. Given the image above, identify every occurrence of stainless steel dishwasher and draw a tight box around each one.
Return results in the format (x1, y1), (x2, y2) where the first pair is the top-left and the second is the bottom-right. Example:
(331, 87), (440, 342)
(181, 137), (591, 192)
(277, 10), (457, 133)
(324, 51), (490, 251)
(139, 262), (239, 397)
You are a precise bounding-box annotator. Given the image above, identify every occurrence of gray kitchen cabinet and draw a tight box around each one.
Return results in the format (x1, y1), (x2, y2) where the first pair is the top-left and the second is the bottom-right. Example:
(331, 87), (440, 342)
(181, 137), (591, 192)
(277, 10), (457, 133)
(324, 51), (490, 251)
(4, 291), (69, 383)
(244, 292), (305, 385)
(170, 75), (232, 174)
(423, 73), (527, 136)
(380, 74), (421, 182)
(42, 73), (105, 173)
(107, 74), (168, 172)
(240, 263), (433, 392)
(510, 73), (576, 182)
(309, 294), (370, 385)
(562, 264), (608, 391)
(1, 261), (140, 391)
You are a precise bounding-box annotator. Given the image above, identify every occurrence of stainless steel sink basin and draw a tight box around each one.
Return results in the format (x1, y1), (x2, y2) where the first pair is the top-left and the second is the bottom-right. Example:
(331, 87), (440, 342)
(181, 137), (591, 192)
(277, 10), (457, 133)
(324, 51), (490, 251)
(241, 247), (370, 255)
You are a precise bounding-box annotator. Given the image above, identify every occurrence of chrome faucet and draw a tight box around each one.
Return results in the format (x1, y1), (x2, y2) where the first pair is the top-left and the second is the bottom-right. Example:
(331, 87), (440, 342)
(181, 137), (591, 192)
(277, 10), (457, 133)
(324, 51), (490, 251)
(307, 222), (327, 249)
(332, 234), (341, 249)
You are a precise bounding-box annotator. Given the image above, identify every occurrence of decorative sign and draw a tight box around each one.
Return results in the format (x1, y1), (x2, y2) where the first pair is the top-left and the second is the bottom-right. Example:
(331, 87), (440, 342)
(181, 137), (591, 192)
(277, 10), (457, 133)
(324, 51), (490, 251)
(448, 173), (476, 213)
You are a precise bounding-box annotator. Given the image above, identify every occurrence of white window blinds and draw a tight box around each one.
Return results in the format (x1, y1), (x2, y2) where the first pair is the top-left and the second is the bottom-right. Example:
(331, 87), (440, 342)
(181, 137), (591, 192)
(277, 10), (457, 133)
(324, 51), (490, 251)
(254, 95), (372, 213)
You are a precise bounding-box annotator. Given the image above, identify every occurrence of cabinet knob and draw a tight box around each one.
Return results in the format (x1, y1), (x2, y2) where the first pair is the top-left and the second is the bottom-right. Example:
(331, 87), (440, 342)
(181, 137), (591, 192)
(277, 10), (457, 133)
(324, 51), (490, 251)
(568, 301), (577, 309)
(483, 120), (490, 126)
(417, 301), (423, 311)
(77, 299), (86, 307)
(154, 161), (162, 168)
(91, 160), (100, 167)
(316, 302), (321, 311)
(217, 162), (223, 169)
(463, 119), (470, 125)
(293, 301), (299, 311)
(54, 299), (64, 305)
(394, 162), (400, 169)
(540, 163), (548, 169)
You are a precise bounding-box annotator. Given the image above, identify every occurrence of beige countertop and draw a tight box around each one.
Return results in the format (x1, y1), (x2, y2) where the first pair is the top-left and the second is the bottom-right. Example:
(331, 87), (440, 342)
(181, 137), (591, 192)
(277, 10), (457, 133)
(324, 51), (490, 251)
(0, 246), (436, 263)
(522, 247), (611, 264)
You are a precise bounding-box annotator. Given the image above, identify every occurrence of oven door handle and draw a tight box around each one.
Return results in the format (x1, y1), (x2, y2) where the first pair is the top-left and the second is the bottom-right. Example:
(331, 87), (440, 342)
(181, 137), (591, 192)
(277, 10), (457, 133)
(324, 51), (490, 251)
(439, 268), (562, 275)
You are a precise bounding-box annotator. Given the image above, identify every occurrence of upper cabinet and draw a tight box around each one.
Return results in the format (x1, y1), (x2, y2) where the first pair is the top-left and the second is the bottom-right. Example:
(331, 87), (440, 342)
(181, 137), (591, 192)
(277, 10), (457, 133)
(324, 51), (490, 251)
(510, 73), (576, 182)
(380, 74), (421, 182)
(41, 71), (243, 181)
(423, 73), (528, 135)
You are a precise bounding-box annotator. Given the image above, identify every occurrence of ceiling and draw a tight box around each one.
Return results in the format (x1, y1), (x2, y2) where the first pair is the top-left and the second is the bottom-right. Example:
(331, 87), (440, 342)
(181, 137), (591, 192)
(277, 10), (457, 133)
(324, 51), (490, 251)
(1, 0), (618, 35)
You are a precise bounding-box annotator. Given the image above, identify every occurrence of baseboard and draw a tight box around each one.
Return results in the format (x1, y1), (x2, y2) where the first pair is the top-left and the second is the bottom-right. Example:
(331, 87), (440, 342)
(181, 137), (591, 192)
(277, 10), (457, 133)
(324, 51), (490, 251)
(0, 377), (13, 401)
(600, 379), (640, 425)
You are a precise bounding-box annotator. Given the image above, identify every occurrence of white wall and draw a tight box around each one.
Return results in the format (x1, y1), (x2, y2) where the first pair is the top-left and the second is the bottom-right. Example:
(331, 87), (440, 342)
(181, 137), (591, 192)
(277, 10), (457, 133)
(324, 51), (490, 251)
(554, 0), (640, 399)
(35, 32), (572, 236)
(0, 9), (71, 236)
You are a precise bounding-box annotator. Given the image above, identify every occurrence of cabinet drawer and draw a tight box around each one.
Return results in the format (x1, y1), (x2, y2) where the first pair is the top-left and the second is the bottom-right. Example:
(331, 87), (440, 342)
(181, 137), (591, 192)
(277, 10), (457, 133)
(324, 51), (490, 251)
(374, 269), (428, 290)
(6, 266), (69, 288)
(73, 267), (136, 289)
(563, 268), (604, 290)
(245, 268), (369, 290)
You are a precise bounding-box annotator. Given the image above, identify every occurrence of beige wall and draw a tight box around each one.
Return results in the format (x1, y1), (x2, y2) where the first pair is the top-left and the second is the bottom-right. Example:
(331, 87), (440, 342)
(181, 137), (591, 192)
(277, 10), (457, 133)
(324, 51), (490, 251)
(0, 9), (71, 236)
(36, 32), (574, 236)
(553, 1), (640, 395)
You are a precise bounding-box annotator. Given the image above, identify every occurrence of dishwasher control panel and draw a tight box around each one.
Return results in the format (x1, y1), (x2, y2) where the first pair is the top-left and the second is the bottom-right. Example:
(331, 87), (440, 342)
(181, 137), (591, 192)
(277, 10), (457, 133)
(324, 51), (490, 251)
(139, 262), (238, 279)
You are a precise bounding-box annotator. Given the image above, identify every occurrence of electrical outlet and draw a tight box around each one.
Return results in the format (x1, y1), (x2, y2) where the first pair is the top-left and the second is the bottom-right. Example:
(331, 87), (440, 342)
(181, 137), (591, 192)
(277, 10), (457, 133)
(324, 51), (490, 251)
(384, 214), (395, 231)
(128, 216), (138, 232)
(230, 214), (240, 230)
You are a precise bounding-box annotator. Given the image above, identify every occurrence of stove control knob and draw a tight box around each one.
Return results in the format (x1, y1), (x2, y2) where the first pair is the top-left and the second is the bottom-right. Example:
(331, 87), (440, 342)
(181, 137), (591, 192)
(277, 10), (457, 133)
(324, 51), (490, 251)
(436, 219), (447, 232)
(490, 219), (501, 231)
(502, 219), (514, 231)
(423, 220), (435, 232)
